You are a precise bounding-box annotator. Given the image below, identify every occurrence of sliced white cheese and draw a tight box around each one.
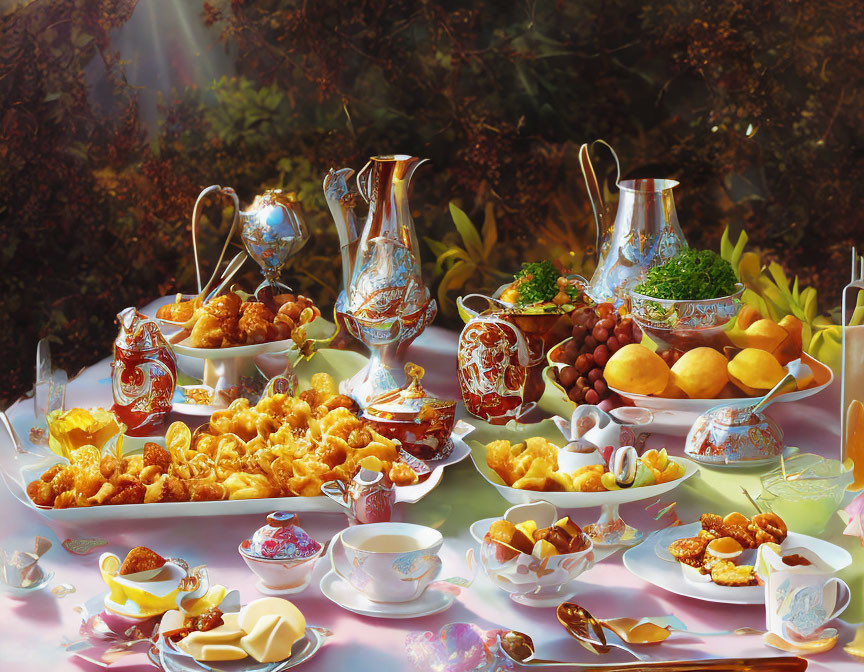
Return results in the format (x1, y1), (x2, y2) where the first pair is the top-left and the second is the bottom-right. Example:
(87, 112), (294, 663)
(240, 614), (301, 663)
(198, 644), (247, 661)
(238, 597), (305, 635)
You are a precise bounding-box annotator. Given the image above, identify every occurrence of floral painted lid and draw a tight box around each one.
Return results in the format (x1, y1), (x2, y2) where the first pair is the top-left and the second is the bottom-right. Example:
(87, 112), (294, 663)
(242, 512), (321, 560)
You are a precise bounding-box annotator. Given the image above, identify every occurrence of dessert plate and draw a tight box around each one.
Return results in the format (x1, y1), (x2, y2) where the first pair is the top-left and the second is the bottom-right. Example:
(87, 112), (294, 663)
(622, 523), (852, 605)
(149, 625), (330, 672)
(319, 570), (454, 619)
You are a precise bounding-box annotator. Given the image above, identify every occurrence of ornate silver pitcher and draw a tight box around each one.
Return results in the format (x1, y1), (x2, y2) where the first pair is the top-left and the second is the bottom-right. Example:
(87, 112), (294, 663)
(324, 155), (437, 406)
(191, 186), (309, 297)
(579, 142), (686, 305)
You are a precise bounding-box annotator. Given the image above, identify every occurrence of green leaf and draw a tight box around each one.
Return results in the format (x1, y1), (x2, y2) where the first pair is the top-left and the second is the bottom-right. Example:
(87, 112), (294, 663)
(438, 261), (477, 313)
(767, 262), (792, 298)
(720, 226), (732, 261)
(434, 247), (472, 269)
(448, 202), (482, 261)
(801, 287), (818, 323)
(730, 229), (748, 269)
(424, 237), (450, 259)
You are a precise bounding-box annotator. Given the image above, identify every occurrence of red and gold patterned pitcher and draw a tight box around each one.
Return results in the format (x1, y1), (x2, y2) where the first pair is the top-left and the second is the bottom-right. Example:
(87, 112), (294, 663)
(111, 307), (177, 436)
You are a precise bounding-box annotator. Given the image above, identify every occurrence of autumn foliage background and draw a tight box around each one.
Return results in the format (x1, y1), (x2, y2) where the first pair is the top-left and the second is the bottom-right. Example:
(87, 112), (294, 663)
(1, 0), (863, 405)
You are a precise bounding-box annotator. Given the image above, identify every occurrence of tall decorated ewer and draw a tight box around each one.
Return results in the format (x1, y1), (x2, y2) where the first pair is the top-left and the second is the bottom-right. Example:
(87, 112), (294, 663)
(324, 155), (436, 407)
(111, 307), (177, 436)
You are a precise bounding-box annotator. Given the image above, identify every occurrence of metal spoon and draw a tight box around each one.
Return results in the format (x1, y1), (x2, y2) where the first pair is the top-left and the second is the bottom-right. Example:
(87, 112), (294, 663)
(556, 602), (643, 660)
(203, 251), (248, 304)
(499, 630), (808, 670)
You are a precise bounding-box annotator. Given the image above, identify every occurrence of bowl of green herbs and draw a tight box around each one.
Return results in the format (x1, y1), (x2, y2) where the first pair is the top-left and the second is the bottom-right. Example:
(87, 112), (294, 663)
(626, 248), (744, 351)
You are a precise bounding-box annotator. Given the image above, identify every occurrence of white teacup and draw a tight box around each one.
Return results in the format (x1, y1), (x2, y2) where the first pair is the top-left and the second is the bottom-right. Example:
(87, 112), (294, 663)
(756, 545), (851, 643)
(331, 522), (443, 603)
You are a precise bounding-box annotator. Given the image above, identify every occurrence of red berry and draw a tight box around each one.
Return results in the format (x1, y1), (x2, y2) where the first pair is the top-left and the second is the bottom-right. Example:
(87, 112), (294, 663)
(575, 354), (594, 373)
(559, 366), (578, 387)
(584, 389), (600, 405)
(605, 336), (620, 352)
(596, 303), (614, 317)
(599, 318), (615, 331)
(594, 379), (608, 395)
(593, 345), (610, 367)
(616, 333), (631, 347)
(571, 325), (587, 341)
(568, 386), (584, 403)
(592, 325), (609, 342)
(587, 368), (604, 383)
(584, 335), (598, 350)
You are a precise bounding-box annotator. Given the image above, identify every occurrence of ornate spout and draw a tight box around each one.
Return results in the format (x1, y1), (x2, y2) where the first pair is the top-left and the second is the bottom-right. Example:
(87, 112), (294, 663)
(323, 168), (360, 290)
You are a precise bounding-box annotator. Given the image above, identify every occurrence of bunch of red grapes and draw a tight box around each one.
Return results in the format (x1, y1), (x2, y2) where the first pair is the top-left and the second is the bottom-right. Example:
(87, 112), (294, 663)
(550, 303), (639, 405)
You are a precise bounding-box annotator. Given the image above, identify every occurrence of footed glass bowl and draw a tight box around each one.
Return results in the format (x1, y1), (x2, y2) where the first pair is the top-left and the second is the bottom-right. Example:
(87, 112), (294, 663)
(626, 283), (744, 352)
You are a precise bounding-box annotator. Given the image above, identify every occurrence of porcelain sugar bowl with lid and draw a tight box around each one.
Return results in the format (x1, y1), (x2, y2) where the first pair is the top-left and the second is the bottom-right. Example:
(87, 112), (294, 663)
(238, 511), (324, 595)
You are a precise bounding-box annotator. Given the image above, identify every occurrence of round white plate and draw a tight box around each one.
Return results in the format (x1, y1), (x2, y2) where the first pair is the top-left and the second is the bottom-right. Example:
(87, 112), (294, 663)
(319, 570), (454, 619)
(622, 522), (853, 605)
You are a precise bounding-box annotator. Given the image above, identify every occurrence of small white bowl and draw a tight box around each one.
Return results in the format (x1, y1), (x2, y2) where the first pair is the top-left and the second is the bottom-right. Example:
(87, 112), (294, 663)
(238, 541), (323, 596)
(475, 502), (595, 607)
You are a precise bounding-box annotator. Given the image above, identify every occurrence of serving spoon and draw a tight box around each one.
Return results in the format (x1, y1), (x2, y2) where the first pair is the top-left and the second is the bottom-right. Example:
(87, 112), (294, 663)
(499, 630), (807, 671)
(556, 602), (643, 659)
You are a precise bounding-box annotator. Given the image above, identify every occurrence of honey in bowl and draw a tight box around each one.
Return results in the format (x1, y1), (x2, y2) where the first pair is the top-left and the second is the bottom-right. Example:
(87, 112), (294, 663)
(354, 535), (423, 553)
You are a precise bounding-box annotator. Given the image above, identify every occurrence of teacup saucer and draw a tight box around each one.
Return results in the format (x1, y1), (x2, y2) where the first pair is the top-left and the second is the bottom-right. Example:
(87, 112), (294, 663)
(319, 570), (454, 619)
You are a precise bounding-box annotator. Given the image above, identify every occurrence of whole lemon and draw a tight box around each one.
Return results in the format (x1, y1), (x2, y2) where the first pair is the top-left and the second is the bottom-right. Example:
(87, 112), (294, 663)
(670, 347), (729, 399)
(604, 344), (670, 396)
(727, 348), (786, 396)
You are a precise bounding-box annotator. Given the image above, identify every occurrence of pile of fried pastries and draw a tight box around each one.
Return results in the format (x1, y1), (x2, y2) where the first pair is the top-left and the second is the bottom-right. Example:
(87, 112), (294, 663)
(668, 512), (788, 587)
(26, 374), (420, 508)
(485, 437), (683, 492)
(156, 291), (319, 349)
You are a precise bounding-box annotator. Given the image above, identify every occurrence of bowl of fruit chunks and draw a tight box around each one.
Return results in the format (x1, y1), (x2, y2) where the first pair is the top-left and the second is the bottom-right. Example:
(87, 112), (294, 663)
(545, 303), (640, 408)
(477, 501), (594, 605)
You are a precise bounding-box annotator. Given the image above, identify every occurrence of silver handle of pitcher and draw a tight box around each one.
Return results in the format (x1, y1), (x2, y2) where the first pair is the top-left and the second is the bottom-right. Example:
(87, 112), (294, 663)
(191, 185), (241, 295)
(578, 140), (621, 261)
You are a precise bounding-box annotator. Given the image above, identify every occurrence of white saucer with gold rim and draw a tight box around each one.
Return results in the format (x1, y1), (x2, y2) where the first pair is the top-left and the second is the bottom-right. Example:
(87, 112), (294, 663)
(319, 570), (454, 619)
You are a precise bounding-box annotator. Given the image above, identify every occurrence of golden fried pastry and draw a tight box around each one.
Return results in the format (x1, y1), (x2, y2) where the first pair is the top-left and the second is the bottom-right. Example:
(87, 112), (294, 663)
(700, 513), (726, 538)
(668, 536), (709, 568)
(750, 513), (787, 544)
(239, 302), (275, 345)
(189, 313), (224, 348)
(177, 291), (318, 349)
(710, 560), (756, 587)
(144, 442), (171, 472)
(723, 523), (756, 549)
(156, 298), (197, 322)
(119, 546), (166, 575)
(27, 374), (420, 509)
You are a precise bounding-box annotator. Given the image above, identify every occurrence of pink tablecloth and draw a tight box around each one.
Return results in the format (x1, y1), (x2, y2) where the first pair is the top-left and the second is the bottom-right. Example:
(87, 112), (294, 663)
(1, 325), (862, 671)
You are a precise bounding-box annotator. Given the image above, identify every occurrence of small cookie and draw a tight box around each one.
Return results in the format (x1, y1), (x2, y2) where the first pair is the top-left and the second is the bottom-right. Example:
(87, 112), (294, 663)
(750, 513), (787, 544)
(669, 536), (708, 565)
(700, 513), (725, 538)
(722, 523), (757, 549)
